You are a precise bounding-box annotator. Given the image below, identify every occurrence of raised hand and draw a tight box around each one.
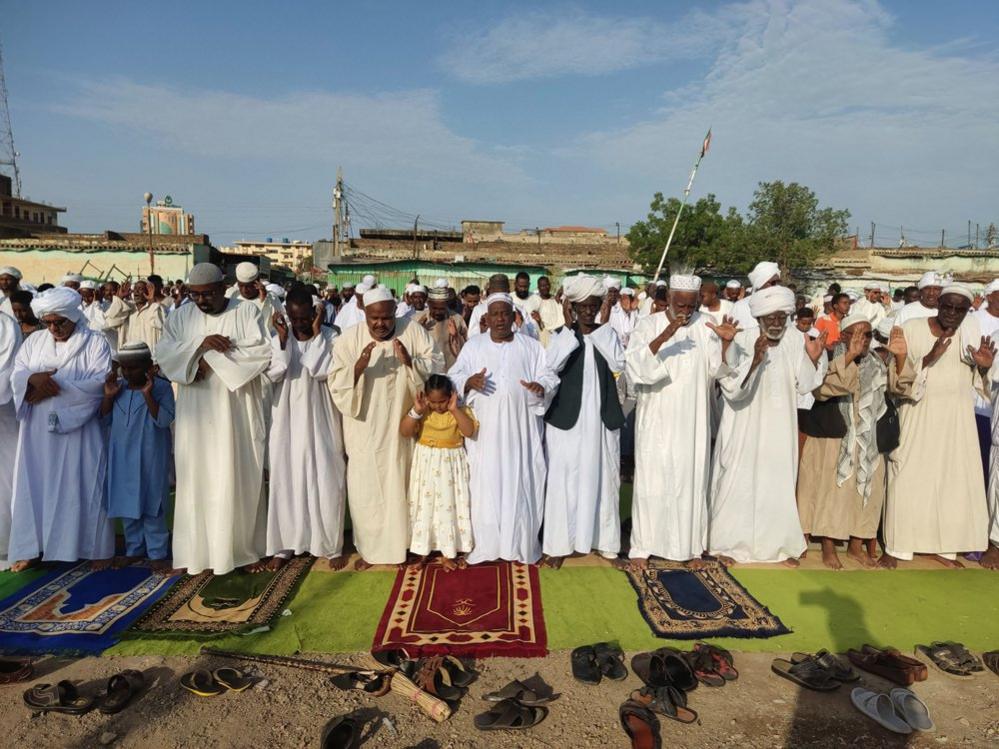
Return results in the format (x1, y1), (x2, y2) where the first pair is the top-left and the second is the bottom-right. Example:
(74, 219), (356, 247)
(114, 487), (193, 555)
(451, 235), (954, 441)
(257, 281), (267, 301)
(446, 317), (458, 337)
(562, 297), (574, 328)
(447, 389), (460, 413)
(923, 333), (952, 368)
(967, 335), (997, 370)
(103, 371), (121, 399)
(393, 338), (413, 368)
(312, 304), (324, 336)
(752, 332), (770, 366)
(140, 371), (156, 396)
(531, 310), (543, 329)
(705, 315), (741, 342)
(846, 329), (867, 362)
(353, 341), (377, 384)
(520, 379), (544, 397)
(144, 283), (156, 302)
(201, 334), (232, 353)
(804, 330), (828, 363)
(413, 389), (427, 416)
(272, 312), (289, 347)
(887, 326), (907, 360)
(465, 367), (489, 394)
(479, 315), (488, 333)
(514, 309), (525, 329)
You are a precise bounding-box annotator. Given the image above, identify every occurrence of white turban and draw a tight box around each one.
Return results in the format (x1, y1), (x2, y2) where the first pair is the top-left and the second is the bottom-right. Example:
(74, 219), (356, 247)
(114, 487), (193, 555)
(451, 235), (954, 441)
(434, 278), (448, 288)
(917, 271), (944, 290)
(669, 274), (701, 292)
(725, 279), (742, 289)
(361, 274), (376, 286)
(188, 263), (223, 285)
(20, 283), (36, 295)
(31, 287), (84, 323)
(410, 285), (428, 296)
(265, 283), (285, 299)
(747, 261), (780, 290)
(0, 266), (21, 280)
(62, 273), (83, 284)
(563, 274), (605, 303)
(363, 286), (394, 306)
(984, 279), (999, 295)
(654, 279), (667, 287)
(79, 280), (98, 291)
(356, 281), (373, 294)
(863, 281), (879, 290)
(485, 292), (514, 308)
(839, 313), (870, 332)
(940, 284), (974, 303)
(620, 288), (636, 297)
(875, 316), (895, 339)
(235, 262), (259, 283)
(602, 275), (621, 290)
(749, 286), (795, 318)
(846, 289), (860, 301)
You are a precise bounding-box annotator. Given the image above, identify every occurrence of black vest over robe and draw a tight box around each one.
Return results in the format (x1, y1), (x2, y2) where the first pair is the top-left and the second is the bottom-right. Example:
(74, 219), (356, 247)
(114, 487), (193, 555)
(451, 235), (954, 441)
(545, 327), (625, 431)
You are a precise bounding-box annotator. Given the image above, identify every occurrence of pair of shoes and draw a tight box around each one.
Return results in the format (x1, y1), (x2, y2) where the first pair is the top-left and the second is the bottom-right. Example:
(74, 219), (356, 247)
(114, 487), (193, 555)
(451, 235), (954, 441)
(180, 668), (252, 697)
(572, 642), (627, 684)
(915, 641), (984, 677)
(847, 644), (927, 685)
(24, 670), (146, 715)
(632, 647), (697, 692)
(320, 708), (382, 749)
(475, 690), (549, 731)
(683, 643), (739, 687)
(482, 675), (558, 707)
(409, 655), (476, 702)
(771, 650), (858, 691)
(329, 670), (392, 697)
(850, 687), (933, 734)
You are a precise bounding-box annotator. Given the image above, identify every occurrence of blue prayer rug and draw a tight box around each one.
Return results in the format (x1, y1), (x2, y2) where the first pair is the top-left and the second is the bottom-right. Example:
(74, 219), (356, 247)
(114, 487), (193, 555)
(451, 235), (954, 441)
(624, 560), (791, 639)
(0, 563), (178, 655)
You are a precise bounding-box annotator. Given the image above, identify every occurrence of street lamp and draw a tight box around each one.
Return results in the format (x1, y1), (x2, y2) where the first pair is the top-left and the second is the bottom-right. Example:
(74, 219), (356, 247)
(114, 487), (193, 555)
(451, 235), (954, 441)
(144, 192), (155, 275)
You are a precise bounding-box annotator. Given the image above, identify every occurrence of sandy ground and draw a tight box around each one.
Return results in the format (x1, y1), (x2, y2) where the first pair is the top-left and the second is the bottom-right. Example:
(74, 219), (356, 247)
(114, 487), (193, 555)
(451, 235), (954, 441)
(3, 650), (998, 749)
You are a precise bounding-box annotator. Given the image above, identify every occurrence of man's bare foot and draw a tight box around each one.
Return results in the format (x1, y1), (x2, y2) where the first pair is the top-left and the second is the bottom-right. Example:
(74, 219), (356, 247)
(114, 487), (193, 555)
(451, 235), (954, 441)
(326, 555), (349, 571)
(266, 556), (288, 572)
(148, 558), (173, 573)
(440, 557), (458, 572)
(687, 558), (709, 570)
(878, 553), (898, 569)
(781, 557), (801, 568)
(541, 555), (564, 570)
(354, 558), (373, 571)
(628, 557), (649, 571)
(11, 558), (38, 573)
(455, 555), (469, 569)
(846, 539), (876, 568)
(866, 538), (878, 558)
(243, 560), (269, 573)
(980, 544), (999, 570)
(715, 555), (737, 567)
(112, 555), (142, 569)
(927, 554), (964, 569)
(820, 539), (842, 570)
(90, 558), (113, 571)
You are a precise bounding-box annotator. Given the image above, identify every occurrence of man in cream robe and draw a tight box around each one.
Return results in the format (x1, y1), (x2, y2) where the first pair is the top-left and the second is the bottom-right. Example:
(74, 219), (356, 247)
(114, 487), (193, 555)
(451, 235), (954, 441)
(0, 312), (21, 569)
(709, 286), (827, 565)
(626, 274), (735, 566)
(892, 271), (944, 326)
(884, 285), (993, 568)
(101, 281), (133, 353)
(523, 276), (564, 347)
(123, 281), (165, 352)
(449, 293), (559, 565)
(155, 263), (272, 575)
(0, 266), (23, 319)
(329, 286), (441, 568)
(8, 288), (113, 570)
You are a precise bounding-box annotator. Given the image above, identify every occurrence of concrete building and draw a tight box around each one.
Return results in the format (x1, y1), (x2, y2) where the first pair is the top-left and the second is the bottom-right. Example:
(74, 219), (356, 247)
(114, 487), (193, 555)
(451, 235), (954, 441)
(461, 220), (625, 247)
(0, 175), (66, 238)
(140, 195), (195, 236)
(222, 238), (312, 273)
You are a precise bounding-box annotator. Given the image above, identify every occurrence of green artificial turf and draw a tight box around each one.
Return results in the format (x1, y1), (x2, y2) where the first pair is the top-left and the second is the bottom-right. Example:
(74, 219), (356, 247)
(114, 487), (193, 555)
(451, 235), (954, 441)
(0, 567), (47, 601)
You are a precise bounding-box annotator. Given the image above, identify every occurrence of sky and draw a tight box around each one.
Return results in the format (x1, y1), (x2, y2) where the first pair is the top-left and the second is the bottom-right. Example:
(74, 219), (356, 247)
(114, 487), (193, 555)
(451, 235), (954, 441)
(5, 0), (999, 246)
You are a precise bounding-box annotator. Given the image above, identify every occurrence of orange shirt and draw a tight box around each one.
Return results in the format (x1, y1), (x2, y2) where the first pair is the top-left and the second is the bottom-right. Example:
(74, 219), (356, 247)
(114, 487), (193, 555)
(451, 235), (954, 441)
(815, 315), (841, 348)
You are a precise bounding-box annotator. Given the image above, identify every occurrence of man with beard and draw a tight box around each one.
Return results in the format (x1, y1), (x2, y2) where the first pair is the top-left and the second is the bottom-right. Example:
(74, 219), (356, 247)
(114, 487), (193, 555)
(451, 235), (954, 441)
(541, 274), (624, 567)
(885, 285), (995, 569)
(155, 263), (272, 575)
(234, 262), (284, 333)
(893, 271), (944, 325)
(731, 262), (781, 330)
(416, 287), (467, 368)
(797, 314), (904, 569)
(123, 280), (166, 352)
(329, 286), (441, 569)
(100, 281), (132, 353)
(0, 266), (22, 319)
(460, 285), (481, 325)
(626, 274), (739, 569)
(523, 275), (563, 347)
(79, 280), (106, 332)
(709, 286), (827, 565)
(468, 275), (539, 339)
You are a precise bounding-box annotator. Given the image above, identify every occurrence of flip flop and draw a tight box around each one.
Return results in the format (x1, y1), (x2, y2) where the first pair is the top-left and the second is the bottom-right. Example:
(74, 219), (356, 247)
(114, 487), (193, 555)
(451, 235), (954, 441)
(212, 668), (253, 692)
(696, 643), (738, 681)
(100, 669), (146, 715)
(473, 698), (548, 730)
(0, 658), (33, 685)
(632, 686), (698, 724)
(594, 642), (628, 681)
(850, 688), (912, 734)
(320, 715), (359, 749)
(619, 698), (662, 749)
(482, 678), (556, 707)
(914, 644), (972, 677)
(180, 670), (225, 697)
(790, 650), (859, 682)
(889, 688), (933, 731)
(23, 681), (94, 714)
(683, 647), (726, 687)
(571, 645), (602, 684)
(771, 658), (840, 691)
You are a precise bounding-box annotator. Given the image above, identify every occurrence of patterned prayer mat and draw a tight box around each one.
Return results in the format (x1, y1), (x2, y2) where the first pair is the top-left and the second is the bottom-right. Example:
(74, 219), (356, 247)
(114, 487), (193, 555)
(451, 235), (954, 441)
(128, 556), (313, 637)
(0, 563), (178, 655)
(373, 561), (547, 658)
(625, 560), (791, 640)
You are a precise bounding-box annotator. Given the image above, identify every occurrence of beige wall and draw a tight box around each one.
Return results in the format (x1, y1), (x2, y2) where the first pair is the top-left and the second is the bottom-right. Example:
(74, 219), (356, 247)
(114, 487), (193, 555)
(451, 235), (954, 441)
(0, 250), (192, 284)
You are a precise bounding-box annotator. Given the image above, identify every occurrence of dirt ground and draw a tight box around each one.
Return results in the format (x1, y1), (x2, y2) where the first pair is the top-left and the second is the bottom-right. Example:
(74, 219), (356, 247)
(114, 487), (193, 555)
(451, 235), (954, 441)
(3, 650), (998, 749)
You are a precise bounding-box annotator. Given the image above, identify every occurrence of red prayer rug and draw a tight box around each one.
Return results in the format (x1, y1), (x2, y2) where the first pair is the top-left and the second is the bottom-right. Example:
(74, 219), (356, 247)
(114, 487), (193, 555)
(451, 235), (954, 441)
(372, 561), (547, 658)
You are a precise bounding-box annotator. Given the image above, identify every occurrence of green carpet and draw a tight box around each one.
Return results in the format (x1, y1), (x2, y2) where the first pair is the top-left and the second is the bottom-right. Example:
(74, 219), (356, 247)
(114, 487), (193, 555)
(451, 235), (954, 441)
(0, 567), (47, 601)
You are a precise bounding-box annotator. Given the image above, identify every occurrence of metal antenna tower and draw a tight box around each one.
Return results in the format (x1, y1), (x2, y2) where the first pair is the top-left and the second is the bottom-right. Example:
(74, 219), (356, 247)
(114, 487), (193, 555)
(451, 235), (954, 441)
(0, 42), (21, 196)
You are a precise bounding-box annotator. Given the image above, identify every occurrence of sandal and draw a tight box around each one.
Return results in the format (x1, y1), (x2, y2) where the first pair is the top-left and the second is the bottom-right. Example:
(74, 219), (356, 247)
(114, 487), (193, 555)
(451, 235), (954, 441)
(941, 642), (984, 673)
(984, 651), (999, 677)
(632, 686), (698, 724)
(915, 643), (972, 677)
(329, 670), (392, 697)
(848, 645), (926, 686)
(482, 678), (556, 707)
(473, 698), (548, 730)
(771, 658), (840, 691)
(696, 643), (738, 681)
(594, 642), (628, 681)
(320, 714), (359, 749)
(632, 648), (697, 691)
(101, 669), (145, 715)
(440, 655), (476, 688)
(790, 650), (859, 682)
(23, 681), (94, 714)
(620, 698), (662, 749)
(683, 647), (725, 687)
(413, 656), (465, 701)
(212, 668), (254, 692)
(180, 670), (225, 697)
(0, 658), (33, 685)
(571, 645), (602, 684)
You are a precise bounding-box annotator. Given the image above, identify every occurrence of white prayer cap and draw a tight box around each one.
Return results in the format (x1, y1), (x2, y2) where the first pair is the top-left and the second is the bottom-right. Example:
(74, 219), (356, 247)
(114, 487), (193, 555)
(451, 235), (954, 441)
(61, 273), (83, 284)
(846, 289), (860, 301)
(361, 274), (376, 286)
(725, 279), (742, 289)
(363, 286), (394, 306)
(235, 262), (259, 283)
(0, 266), (21, 279)
(917, 271), (944, 289)
(404, 283), (418, 294)
(117, 341), (152, 364)
(839, 313), (870, 332)
(265, 283), (285, 298)
(984, 279), (999, 295)
(878, 283), (890, 293)
(428, 287), (449, 301)
(356, 281), (373, 294)
(863, 281), (880, 290)
(654, 279), (667, 287)
(187, 263), (223, 285)
(875, 316), (895, 338)
(749, 286), (795, 318)
(31, 287), (84, 323)
(823, 295), (833, 303)
(669, 274), (702, 292)
(434, 278), (448, 288)
(20, 283), (36, 295)
(341, 280), (356, 289)
(563, 274), (605, 303)
(485, 292), (514, 308)
(410, 285), (428, 296)
(602, 275), (622, 290)
(620, 287), (636, 297)
(79, 279), (98, 291)
(940, 284), (974, 303)
(747, 261), (780, 289)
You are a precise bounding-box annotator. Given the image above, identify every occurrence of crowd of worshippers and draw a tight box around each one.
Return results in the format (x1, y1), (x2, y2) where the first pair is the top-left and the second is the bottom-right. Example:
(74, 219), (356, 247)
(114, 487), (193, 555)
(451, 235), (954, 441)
(0, 256), (997, 577)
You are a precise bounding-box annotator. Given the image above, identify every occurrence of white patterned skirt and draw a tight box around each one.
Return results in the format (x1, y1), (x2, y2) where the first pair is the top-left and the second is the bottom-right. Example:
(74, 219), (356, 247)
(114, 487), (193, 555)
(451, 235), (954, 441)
(408, 444), (473, 558)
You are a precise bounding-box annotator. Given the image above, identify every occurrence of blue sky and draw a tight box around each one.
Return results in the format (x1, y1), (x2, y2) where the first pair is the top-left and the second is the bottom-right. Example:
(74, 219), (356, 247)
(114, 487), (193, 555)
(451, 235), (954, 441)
(5, 0), (999, 246)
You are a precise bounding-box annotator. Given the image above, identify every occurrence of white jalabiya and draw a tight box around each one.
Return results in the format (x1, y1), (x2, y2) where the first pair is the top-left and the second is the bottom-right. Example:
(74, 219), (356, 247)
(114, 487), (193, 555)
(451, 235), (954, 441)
(0, 315), (21, 569)
(81, 301), (106, 332)
(608, 304), (637, 347)
(240, 293), (285, 333)
(329, 318), (442, 564)
(123, 301), (165, 351)
(523, 295), (564, 347)
(0, 295), (13, 320)
(8, 325), (113, 563)
(850, 298), (887, 328)
(889, 316), (990, 559)
(155, 298), (271, 575)
(698, 299), (734, 324)
(626, 312), (726, 561)
(973, 307), (999, 418)
(101, 296), (132, 352)
(467, 301), (540, 339)
(334, 300), (365, 330)
(708, 329), (826, 562)
(893, 300), (936, 326)
(449, 333), (559, 564)
(542, 325), (623, 558)
(729, 297), (758, 330)
(265, 327), (346, 558)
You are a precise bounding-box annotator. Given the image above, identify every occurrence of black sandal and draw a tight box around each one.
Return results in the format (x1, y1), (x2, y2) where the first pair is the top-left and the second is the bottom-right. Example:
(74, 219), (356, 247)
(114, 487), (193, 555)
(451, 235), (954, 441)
(633, 648), (697, 691)
(413, 656), (465, 701)
(439, 655), (476, 688)
(320, 715), (359, 749)
(212, 667), (254, 692)
(619, 698), (662, 749)
(483, 678), (556, 706)
(23, 681), (94, 714)
(790, 650), (859, 682)
(101, 669), (146, 714)
(571, 645), (602, 684)
(473, 698), (548, 730)
(915, 643), (973, 677)
(329, 670), (391, 697)
(594, 642), (628, 681)
(633, 686), (698, 724)
(771, 658), (840, 691)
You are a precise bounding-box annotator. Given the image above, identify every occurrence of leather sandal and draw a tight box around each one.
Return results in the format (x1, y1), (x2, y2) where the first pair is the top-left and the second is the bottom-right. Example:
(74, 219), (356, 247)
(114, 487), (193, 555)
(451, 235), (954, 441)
(632, 686), (698, 724)
(473, 698), (548, 730)
(620, 698), (662, 749)
(101, 669), (146, 714)
(482, 678), (556, 706)
(23, 681), (94, 714)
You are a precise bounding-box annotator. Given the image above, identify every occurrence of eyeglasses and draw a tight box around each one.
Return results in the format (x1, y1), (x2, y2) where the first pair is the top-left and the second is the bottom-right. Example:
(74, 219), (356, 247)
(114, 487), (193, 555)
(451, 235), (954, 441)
(41, 316), (73, 330)
(187, 289), (220, 301)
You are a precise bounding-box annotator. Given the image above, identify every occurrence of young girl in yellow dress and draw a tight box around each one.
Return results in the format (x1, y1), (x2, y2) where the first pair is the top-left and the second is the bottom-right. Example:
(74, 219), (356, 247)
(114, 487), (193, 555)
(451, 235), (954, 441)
(400, 374), (477, 570)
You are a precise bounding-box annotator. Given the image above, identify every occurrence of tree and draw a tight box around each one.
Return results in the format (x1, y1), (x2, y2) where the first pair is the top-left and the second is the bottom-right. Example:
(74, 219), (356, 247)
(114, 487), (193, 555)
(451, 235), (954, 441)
(626, 193), (733, 275)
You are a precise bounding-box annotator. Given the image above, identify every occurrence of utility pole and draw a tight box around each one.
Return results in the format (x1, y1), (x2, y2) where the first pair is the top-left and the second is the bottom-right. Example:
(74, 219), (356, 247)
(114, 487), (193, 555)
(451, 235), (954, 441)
(332, 166), (344, 259)
(870, 222), (875, 248)
(615, 222), (621, 244)
(941, 229), (945, 247)
(968, 220), (972, 248)
(144, 192), (155, 275)
(976, 223), (980, 249)
(0, 42), (21, 197)
(412, 215), (419, 260)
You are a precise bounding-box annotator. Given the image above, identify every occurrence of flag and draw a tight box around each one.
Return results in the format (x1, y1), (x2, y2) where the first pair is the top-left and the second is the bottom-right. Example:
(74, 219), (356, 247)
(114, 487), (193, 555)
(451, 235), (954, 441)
(700, 128), (712, 158)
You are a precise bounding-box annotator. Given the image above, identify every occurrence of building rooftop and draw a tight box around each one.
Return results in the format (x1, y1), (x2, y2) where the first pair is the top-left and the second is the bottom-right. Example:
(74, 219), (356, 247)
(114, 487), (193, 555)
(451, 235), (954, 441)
(0, 230), (211, 254)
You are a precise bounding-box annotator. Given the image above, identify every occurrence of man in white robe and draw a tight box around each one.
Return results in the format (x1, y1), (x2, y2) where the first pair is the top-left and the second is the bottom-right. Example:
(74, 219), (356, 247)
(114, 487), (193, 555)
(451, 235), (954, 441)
(893, 271), (944, 325)
(468, 274), (540, 339)
(626, 274), (738, 567)
(708, 286), (827, 565)
(0, 266), (23, 319)
(0, 312), (21, 569)
(155, 263), (272, 575)
(265, 288), (347, 570)
(329, 286), (441, 569)
(333, 281), (373, 331)
(730, 261), (781, 330)
(79, 280), (106, 333)
(523, 276), (564, 347)
(850, 282), (888, 328)
(8, 288), (113, 571)
(698, 281), (734, 324)
(234, 261), (284, 333)
(541, 275), (624, 566)
(100, 281), (133, 353)
(123, 280), (165, 352)
(608, 288), (638, 347)
(449, 293), (559, 565)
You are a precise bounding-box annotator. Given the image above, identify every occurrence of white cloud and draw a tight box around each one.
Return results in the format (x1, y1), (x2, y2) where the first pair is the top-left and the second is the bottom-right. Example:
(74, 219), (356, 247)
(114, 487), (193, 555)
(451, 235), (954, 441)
(438, 7), (732, 84)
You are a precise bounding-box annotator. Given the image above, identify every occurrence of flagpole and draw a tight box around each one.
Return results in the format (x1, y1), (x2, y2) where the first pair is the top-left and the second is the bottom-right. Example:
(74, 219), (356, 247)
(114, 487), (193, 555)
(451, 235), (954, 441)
(653, 129), (710, 282)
